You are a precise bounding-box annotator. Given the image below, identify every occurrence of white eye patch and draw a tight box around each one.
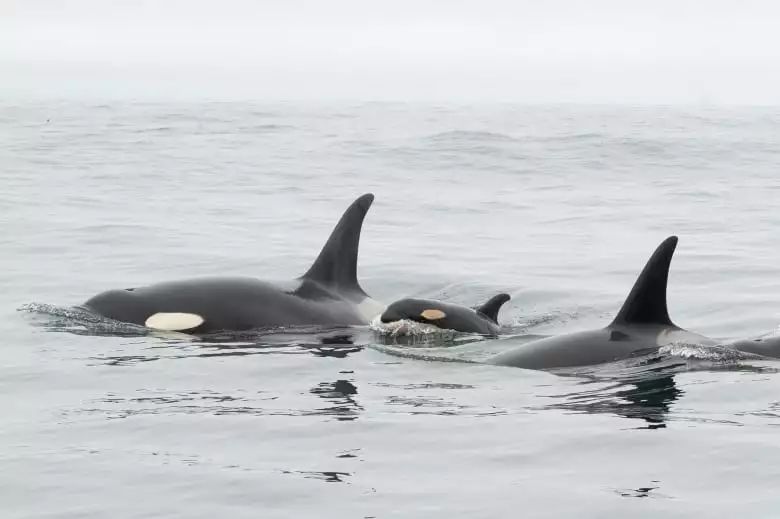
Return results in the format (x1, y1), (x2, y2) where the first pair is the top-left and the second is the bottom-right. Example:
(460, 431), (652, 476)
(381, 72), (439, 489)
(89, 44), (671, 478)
(145, 312), (204, 331)
(420, 309), (447, 320)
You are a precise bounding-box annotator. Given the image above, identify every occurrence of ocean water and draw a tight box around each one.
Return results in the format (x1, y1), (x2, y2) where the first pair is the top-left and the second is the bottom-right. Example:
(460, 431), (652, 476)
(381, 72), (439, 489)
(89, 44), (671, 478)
(3, 100), (780, 518)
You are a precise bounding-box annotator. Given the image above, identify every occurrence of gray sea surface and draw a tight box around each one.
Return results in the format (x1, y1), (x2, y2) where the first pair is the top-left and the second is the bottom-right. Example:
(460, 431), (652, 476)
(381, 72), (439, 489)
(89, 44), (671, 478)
(3, 100), (780, 518)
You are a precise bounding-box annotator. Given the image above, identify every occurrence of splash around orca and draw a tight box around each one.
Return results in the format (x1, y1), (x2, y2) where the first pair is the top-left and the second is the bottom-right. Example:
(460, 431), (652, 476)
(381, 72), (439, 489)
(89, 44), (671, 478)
(81, 194), (385, 333)
(379, 293), (511, 335)
(487, 236), (715, 370)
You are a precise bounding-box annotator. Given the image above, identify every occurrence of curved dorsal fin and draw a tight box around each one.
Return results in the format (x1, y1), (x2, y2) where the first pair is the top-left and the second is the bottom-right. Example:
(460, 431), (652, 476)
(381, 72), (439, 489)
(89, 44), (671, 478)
(300, 193), (374, 295)
(476, 293), (511, 323)
(610, 236), (678, 327)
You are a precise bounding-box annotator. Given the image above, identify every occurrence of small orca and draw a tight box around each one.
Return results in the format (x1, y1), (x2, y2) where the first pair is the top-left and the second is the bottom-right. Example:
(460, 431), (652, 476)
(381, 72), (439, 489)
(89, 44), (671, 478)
(82, 194), (385, 333)
(379, 293), (511, 335)
(487, 236), (714, 370)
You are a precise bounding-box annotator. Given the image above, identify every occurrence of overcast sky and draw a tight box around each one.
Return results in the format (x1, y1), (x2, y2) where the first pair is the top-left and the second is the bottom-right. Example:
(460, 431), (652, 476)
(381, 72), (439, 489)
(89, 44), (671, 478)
(3, 0), (780, 103)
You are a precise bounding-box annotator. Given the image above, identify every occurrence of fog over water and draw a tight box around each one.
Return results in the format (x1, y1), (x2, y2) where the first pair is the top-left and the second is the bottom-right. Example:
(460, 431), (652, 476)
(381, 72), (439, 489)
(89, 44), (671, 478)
(3, 0), (780, 103)
(4, 2), (780, 518)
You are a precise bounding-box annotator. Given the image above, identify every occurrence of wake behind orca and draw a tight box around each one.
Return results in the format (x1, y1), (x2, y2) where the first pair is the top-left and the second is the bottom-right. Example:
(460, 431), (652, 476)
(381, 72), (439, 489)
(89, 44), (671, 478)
(82, 194), (384, 333)
(487, 236), (716, 370)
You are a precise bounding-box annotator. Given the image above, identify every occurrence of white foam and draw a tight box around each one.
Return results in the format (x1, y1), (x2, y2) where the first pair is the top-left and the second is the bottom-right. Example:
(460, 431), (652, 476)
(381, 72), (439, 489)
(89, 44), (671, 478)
(145, 312), (204, 331)
(369, 315), (447, 337)
(659, 342), (762, 361)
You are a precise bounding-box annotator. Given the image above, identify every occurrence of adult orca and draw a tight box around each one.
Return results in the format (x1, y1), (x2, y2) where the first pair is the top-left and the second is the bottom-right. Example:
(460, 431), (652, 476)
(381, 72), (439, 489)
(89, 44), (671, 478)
(723, 336), (780, 359)
(81, 194), (385, 333)
(487, 236), (715, 370)
(379, 293), (511, 335)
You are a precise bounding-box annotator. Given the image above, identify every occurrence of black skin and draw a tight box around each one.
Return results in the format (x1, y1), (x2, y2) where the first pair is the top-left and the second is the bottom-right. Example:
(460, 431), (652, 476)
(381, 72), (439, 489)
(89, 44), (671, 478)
(488, 236), (715, 370)
(723, 337), (780, 359)
(81, 193), (382, 333)
(83, 277), (371, 332)
(380, 294), (510, 335)
(487, 235), (780, 370)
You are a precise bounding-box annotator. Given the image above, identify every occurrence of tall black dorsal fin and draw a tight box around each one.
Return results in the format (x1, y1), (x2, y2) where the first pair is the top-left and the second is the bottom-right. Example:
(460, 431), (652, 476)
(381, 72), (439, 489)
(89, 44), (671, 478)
(610, 236), (678, 327)
(476, 293), (511, 323)
(300, 193), (374, 295)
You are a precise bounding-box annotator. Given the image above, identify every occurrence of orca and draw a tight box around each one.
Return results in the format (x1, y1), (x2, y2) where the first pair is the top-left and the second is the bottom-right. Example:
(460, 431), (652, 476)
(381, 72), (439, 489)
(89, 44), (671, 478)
(487, 236), (715, 370)
(81, 194), (385, 333)
(379, 293), (510, 335)
(722, 336), (780, 359)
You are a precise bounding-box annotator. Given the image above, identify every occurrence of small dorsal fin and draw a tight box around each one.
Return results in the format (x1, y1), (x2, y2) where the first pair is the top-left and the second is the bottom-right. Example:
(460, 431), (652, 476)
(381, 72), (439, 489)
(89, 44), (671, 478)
(476, 293), (511, 323)
(610, 236), (678, 327)
(300, 193), (374, 295)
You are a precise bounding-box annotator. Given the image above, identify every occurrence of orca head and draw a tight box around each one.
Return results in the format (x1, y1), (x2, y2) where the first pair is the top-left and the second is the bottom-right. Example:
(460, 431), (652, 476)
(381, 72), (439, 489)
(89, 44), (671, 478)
(380, 298), (449, 325)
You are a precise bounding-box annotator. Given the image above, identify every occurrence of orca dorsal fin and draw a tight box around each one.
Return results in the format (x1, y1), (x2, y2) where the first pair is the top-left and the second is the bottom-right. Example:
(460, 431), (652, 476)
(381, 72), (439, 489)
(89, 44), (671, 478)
(476, 293), (511, 323)
(610, 236), (678, 327)
(300, 193), (374, 295)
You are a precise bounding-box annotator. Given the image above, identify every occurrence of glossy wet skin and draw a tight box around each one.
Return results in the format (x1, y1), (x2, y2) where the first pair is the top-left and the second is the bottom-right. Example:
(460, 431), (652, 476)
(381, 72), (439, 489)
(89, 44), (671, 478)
(380, 297), (505, 335)
(487, 236), (718, 370)
(488, 325), (715, 370)
(84, 277), (378, 332)
(724, 337), (780, 358)
(81, 194), (383, 333)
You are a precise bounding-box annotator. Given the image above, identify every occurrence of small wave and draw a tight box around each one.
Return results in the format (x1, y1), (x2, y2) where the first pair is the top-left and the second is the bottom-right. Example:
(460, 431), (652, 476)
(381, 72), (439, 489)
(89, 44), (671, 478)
(236, 124), (295, 133)
(424, 130), (517, 143)
(509, 312), (572, 332)
(659, 342), (764, 362)
(531, 132), (679, 157)
(369, 315), (452, 338)
(19, 302), (150, 337)
(547, 342), (774, 380)
(372, 382), (475, 390)
(22, 302), (371, 365)
(368, 316), (494, 351)
(535, 131), (607, 144)
(77, 385), (360, 420)
(133, 126), (175, 134)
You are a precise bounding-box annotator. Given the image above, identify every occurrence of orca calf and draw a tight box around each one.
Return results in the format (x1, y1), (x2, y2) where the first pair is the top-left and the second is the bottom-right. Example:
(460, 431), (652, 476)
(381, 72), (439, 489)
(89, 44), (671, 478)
(487, 236), (715, 370)
(379, 293), (511, 335)
(82, 194), (385, 333)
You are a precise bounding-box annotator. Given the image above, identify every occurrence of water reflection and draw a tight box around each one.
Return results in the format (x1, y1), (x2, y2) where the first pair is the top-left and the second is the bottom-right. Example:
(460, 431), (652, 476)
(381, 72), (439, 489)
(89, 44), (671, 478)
(306, 333), (363, 358)
(377, 382), (504, 417)
(282, 470), (351, 483)
(542, 351), (780, 427)
(614, 481), (671, 499)
(81, 388), (280, 420)
(545, 375), (683, 429)
(310, 379), (362, 421)
(83, 379), (365, 420)
(79, 327), (365, 366)
(614, 376), (682, 428)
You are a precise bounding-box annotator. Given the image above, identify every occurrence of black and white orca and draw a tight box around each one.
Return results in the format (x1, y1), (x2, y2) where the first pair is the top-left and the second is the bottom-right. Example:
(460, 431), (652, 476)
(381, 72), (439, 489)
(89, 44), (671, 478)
(379, 293), (510, 335)
(487, 236), (716, 369)
(82, 194), (384, 333)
